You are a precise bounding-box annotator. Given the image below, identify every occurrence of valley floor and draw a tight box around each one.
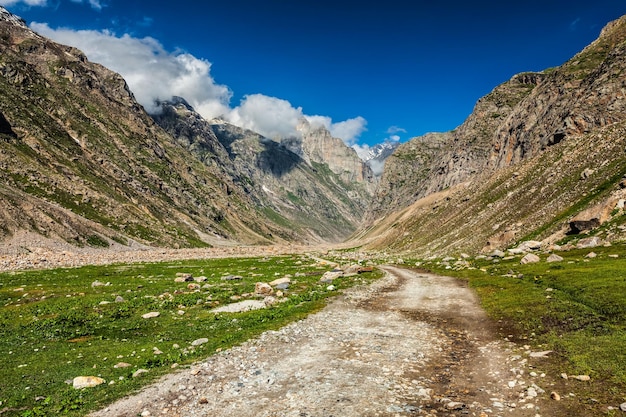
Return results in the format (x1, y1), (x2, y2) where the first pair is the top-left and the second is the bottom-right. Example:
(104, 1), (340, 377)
(89, 266), (564, 417)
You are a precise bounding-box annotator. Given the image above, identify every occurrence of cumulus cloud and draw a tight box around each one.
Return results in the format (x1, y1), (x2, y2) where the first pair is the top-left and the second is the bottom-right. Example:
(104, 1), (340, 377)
(0, 0), (46, 6)
(31, 23), (232, 117)
(30, 22), (367, 145)
(226, 94), (303, 140)
(329, 117), (367, 146)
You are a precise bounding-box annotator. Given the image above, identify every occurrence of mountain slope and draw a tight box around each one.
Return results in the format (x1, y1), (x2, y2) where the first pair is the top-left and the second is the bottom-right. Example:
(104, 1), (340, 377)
(153, 98), (375, 243)
(0, 7), (304, 248)
(359, 15), (626, 254)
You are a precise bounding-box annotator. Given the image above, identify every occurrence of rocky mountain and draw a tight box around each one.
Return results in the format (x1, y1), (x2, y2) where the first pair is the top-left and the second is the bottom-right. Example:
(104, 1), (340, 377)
(358, 15), (626, 255)
(153, 98), (375, 242)
(0, 7), (372, 249)
(356, 140), (401, 177)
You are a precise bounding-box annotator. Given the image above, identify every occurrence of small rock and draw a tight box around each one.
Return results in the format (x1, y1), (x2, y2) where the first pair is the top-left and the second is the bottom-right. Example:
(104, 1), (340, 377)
(113, 362), (132, 368)
(585, 252), (597, 258)
(194, 276), (208, 282)
(140, 410), (151, 417)
(142, 312), (160, 319)
(114, 296), (125, 303)
(263, 296), (279, 306)
(619, 402), (626, 412)
(446, 401), (465, 410)
(72, 376), (105, 389)
(199, 397), (209, 404)
(221, 275), (242, 281)
(561, 373), (569, 379)
(529, 350), (553, 358)
(268, 277), (291, 287)
(254, 282), (273, 296)
(551, 392), (561, 401)
(132, 369), (149, 378)
(187, 283), (200, 290)
(572, 375), (591, 381)
(191, 338), (209, 347)
(175, 273), (194, 282)
(326, 285), (336, 291)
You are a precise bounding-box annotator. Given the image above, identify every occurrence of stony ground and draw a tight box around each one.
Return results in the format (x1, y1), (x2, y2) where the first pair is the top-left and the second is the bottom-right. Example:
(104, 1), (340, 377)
(90, 265), (563, 417)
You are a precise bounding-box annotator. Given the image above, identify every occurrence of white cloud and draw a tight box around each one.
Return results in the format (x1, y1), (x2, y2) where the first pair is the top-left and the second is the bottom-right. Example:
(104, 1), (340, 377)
(351, 143), (371, 160)
(29, 22), (367, 145)
(329, 116), (367, 145)
(367, 159), (385, 176)
(386, 125), (407, 134)
(30, 23), (232, 118)
(226, 94), (303, 140)
(0, 0), (46, 6)
(70, 0), (104, 10)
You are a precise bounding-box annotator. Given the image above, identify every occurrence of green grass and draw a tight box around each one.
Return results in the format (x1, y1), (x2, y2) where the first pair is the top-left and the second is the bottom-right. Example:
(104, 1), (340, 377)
(0, 255), (381, 416)
(415, 245), (626, 412)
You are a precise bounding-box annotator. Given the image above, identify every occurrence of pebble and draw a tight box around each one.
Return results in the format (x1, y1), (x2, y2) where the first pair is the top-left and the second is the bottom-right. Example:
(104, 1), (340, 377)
(191, 338), (209, 347)
(142, 312), (160, 319)
(620, 402), (626, 412)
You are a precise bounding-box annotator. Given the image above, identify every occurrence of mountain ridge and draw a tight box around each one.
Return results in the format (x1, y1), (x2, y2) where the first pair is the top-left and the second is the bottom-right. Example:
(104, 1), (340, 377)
(0, 7), (373, 249)
(357, 14), (626, 255)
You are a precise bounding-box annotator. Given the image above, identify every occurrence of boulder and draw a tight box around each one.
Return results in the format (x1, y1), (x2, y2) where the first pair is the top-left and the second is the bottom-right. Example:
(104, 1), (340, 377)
(520, 253), (541, 264)
(516, 240), (542, 252)
(569, 219), (600, 234)
(577, 236), (603, 249)
(73, 376), (105, 389)
(320, 271), (343, 283)
(546, 254), (564, 263)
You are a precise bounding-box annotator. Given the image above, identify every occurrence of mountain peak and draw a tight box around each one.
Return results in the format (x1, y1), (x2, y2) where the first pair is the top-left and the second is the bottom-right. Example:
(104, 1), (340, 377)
(0, 6), (28, 29)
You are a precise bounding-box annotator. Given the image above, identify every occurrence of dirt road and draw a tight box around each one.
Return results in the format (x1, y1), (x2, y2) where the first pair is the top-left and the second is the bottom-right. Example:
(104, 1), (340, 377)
(92, 266), (555, 417)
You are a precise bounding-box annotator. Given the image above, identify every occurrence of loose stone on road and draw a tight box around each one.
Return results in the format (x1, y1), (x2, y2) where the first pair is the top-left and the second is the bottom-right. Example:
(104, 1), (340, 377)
(92, 266), (552, 416)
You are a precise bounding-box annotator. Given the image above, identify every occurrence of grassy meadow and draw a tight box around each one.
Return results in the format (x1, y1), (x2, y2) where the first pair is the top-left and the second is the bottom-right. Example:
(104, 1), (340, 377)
(418, 243), (626, 414)
(0, 255), (381, 416)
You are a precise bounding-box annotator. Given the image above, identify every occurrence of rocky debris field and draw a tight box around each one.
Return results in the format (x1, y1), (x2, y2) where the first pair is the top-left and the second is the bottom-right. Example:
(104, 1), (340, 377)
(90, 266), (565, 417)
(0, 232), (310, 272)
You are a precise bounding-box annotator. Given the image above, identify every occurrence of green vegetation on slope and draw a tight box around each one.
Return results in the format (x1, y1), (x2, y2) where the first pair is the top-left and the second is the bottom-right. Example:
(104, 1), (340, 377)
(0, 256), (381, 416)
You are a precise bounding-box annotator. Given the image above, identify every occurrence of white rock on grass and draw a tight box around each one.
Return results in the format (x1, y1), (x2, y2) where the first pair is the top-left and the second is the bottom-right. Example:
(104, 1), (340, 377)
(520, 253), (541, 264)
(73, 376), (105, 389)
(142, 312), (160, 319)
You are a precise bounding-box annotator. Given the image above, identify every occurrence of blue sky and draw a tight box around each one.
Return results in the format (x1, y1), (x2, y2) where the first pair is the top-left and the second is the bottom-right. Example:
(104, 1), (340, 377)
(2, 0), (626, 152)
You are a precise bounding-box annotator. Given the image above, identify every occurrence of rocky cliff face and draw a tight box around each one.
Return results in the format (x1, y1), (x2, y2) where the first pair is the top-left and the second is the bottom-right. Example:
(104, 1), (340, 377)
(359, 15), (626, 254)
(153, 99), (374, 243)
(293, 119), (376, 194)
(370, 15), (626, 221)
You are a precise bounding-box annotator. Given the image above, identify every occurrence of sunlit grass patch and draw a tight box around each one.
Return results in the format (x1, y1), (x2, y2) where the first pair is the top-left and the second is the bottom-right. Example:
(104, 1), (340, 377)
(0, 255), (381, 416)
